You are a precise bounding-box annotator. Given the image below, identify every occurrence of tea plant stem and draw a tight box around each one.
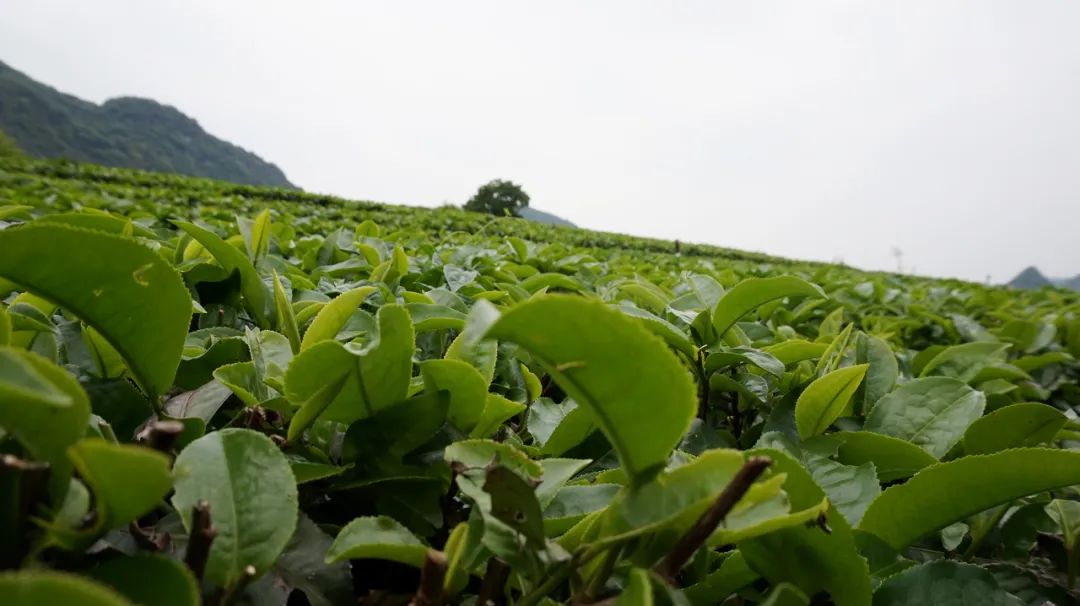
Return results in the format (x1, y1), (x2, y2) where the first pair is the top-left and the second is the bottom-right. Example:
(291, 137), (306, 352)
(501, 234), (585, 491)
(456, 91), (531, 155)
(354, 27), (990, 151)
(581, 545), (620, 602)
(655, 456), (771, 583)
(516, 560), (574, 606)
(0, 455), (49, 569)
(184, 500), (218, 582)
(477, 558), (509, 606)
(137, 419), (185, 454)
(210, 564), (256, 606)
(410, 549), (448, 606)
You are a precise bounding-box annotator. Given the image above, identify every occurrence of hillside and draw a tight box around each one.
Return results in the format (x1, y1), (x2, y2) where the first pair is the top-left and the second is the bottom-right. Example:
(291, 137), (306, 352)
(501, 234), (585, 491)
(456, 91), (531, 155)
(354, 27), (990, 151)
(1008, 266), (1080, 291)
(518, 206), (576, 227)
(0, 60), (293, 188)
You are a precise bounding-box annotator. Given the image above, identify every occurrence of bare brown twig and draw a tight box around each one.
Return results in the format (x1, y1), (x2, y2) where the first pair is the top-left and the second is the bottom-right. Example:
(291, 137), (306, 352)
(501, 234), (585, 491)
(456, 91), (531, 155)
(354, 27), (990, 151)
(184, 500), (218, 581)
(410, 549), (449, 606)
(655, 456), (772, 583)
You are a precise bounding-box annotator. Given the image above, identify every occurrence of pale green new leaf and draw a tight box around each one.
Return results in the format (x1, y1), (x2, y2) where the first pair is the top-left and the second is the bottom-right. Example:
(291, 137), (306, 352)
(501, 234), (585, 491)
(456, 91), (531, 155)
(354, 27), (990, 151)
(795, 364), (868, 439)
(0, 223), (191, 399)
(299, 286), (376, 351)
(175, 220), (273, 329)
(712, 276), (826, 340)
(486, 295), (696, 486)
(325, 516), (428, 566)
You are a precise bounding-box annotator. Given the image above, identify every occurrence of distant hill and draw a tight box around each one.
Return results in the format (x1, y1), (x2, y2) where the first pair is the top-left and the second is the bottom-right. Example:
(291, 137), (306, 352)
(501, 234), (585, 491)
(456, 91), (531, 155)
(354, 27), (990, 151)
(0, 60), (293, 188)
(518, 206), (576, 227)
(1007, 266), (1080, 291)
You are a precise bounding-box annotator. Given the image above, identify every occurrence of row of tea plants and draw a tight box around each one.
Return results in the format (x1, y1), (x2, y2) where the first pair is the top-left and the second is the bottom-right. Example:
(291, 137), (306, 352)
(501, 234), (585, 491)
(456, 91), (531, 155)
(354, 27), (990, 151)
(2, 157), (1080, 605)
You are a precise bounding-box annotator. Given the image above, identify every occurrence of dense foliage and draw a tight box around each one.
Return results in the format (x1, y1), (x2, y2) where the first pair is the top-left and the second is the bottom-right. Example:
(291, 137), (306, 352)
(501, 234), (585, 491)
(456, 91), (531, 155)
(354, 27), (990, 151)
(0, 61), (293, 188)
(0, 128), (22, 159)
(464, 179), (530, 217)
(2, 157), (1080, 606)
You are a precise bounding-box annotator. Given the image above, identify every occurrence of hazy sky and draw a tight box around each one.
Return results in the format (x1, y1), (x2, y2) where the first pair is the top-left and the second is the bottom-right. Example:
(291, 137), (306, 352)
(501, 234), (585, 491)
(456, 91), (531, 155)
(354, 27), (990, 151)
(3, 1), (1079, 282)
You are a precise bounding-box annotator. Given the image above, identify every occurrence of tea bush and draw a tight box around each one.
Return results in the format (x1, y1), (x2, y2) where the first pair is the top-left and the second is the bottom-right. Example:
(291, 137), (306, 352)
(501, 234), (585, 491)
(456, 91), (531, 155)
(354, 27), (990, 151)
(1, 157), (1079, 605)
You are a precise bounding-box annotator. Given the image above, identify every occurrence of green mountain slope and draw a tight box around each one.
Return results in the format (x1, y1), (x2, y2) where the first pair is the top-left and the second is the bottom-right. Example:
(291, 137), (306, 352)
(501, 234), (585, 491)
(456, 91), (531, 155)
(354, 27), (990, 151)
(0, 60), (293, 188)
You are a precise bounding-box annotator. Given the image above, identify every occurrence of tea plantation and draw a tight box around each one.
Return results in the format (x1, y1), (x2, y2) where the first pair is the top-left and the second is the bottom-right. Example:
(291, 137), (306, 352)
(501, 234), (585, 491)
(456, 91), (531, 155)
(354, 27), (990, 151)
(2, 157), (1080, 605)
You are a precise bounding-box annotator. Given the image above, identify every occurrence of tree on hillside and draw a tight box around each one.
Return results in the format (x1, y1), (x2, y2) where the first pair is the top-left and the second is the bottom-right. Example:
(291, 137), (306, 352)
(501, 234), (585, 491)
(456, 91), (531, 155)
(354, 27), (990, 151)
(464, 179), (530, 217)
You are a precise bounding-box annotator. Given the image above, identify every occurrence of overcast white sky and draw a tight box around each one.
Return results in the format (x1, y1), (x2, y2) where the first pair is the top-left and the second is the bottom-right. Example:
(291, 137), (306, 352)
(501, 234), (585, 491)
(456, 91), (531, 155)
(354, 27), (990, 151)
(2, 1), (1078, 282)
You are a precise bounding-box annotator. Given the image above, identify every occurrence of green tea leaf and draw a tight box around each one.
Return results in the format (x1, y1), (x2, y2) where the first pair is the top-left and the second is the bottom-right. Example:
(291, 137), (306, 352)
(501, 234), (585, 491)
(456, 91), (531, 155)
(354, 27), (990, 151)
(833, 431), (937, 483)
(325, 516), (428, 566)
(272, 271), (301, 354)
(88, 555), (198, 606)
(0, 571), (132, 606)
(66, 439), (172, 535)
(919, 341), (1011, 383)
(420, 359), (488, 433)
(712, 276), (826, 340)
(172, 429), (299, 587)
(864, 377), (985, 458)
(175, 220), (273, 328)
(795, 364), (868, 439)
(616, 568), (653, 606)
(859, 448), (1080, 551)
(0, 223), (190, 398)
(872, 560), (1020, 606)
(487, 295), (696, 486)
(287, 304), (413, 440)
(739, 448), (872, 606)
(963, 403), (1066, 454)
(299, 286), (376, 351)
(0, 347), (89, 501)
(471, 393), (526, 438)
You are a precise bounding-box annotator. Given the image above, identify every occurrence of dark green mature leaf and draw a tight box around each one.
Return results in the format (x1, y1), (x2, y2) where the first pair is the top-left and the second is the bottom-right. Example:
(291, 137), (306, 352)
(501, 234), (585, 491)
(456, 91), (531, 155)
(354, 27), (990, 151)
(919, 341), (1011, 382)
(286, 304), (413, 441)
(0, 223), (190, 398)
(484, 465), (546, 547)
(872, 561), (1020, 606)
(705, 347), (786, 378)
(856, 333), (897, 411)
(684, 551), (759, 606)
(172, 429), (299, 587)
(325, 516), (428, 566)
(739, 448), (872, 606)
(712, 276), (826, 341)
(270, 514), (353, 606)
(833, 431), (937, 483)
(795, 364), (868, 439)
(1045, 499), (1080, 552)
(864, 377), (986, 458)
(963, 403), (1066, 454)
(88, 555), (198, 606)
(342, 391), (449, 463)
(543, 484), (620, 536)
(0, 571), (133, 606)
(761, 583), (810, 606)
(859, 448), (1080, 551)
(176, 220), (273, 328)
(487, 295), (696, 486)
